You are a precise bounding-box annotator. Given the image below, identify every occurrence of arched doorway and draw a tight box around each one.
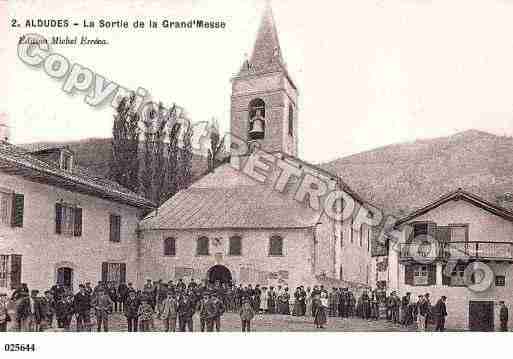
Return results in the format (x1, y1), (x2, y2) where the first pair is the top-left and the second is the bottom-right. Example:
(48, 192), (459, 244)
(207, 265), (232, 285)
(57, 267), (73, 289)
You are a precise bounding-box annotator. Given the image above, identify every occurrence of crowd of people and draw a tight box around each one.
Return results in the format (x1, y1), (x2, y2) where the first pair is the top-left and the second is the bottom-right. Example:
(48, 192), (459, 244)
(0, 279), (509, 332)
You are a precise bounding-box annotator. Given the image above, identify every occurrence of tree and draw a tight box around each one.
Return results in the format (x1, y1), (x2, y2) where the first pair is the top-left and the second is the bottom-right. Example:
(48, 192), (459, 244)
(140, 106), (156, 200)
(178, 114), (194, 191)
(163, 105), (181, 201)
(152, 103), (169, 205)
(110, 93), (140, 193)
(207, 118), (226, 172)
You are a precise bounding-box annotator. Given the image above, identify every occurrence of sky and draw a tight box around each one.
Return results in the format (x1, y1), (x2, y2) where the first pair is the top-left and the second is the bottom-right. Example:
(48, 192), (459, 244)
(2, 0), (513, 163)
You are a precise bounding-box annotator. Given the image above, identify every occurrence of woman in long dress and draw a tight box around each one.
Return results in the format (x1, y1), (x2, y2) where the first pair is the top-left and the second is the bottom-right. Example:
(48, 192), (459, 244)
(260, 287), (268, 314)
(313, 292), (328, 329)
(305, 287), (312, 317)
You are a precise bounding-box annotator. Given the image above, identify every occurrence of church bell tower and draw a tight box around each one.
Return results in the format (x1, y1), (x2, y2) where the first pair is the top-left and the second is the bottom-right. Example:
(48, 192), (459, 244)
(231, 2), (299, 157)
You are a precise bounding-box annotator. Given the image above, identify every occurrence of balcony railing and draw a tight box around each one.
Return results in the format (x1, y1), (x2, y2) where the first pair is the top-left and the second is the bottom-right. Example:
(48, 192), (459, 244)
(398, 241), (513, 262)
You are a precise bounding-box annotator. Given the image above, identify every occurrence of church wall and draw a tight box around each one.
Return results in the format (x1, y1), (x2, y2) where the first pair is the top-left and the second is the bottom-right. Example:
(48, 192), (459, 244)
(138, 227), (317, 289)
(340, 217), (373, 286)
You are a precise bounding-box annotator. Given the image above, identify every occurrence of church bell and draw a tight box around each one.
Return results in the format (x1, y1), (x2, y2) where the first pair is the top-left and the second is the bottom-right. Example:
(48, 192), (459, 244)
(249, 118), (265, 140)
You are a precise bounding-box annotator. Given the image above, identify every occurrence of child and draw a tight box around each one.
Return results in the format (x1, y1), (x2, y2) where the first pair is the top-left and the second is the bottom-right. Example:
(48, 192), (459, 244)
(240, 299), (255, 332)
(138, 299), (154, 332)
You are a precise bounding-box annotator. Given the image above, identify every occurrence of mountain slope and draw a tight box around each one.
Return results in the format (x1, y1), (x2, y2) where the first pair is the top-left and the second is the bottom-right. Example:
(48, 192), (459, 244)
(322, 130), (513, 216)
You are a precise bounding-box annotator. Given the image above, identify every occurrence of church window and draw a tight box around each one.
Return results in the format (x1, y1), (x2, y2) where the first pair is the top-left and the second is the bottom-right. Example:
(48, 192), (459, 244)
(229, 235), (242, 256)
(249, 98), (266, 119)
(164, 237), (176, 256)
(288, 104), (294, 136)
(197, 236), (209, 256)
(269, 235), (284, 256)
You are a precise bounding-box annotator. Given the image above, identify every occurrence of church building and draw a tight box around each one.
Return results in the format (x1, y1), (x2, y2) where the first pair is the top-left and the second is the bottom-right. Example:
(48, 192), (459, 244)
(138, 4), (374, 290)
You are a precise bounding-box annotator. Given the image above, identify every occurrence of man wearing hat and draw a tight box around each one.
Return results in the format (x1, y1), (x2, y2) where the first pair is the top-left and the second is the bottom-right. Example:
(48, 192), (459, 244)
(124, 290), (140, 332)
(92, 288), (113, 332)
(16, 289), (44, 332)
(161, 290), (178, 332)
(74, 284), (92, 332)
(434, 295), (448, 332)
(196, 292), (211, 332)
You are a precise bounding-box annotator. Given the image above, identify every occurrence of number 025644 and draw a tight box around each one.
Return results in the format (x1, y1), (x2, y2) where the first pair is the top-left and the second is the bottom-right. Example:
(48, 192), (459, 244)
(4, 344), (36, 352)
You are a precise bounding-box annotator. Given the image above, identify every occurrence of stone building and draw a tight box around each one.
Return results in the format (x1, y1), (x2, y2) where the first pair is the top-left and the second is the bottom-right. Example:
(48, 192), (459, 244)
(138, 4), (374, 291)
(0, 142), (154, 294)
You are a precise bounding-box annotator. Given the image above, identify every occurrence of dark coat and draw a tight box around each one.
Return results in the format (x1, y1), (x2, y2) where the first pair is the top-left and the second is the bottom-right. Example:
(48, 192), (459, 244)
(434, 299), (447, 317)
(124, 297), (140, 318)
(16, 297), (45, 322)
(500, 306), (509, 322)
(74, 292), (91, 314)
(177, 296), (195, 319)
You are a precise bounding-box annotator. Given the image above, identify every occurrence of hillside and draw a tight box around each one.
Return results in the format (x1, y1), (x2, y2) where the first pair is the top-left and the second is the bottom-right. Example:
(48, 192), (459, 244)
(322, 130), (513, 216)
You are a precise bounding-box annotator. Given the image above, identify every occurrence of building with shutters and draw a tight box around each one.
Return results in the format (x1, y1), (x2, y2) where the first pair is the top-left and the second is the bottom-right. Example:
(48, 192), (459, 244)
(386, 189), (513, 330)
(137, 3), (374, 292)
(0, 141), (154, 295)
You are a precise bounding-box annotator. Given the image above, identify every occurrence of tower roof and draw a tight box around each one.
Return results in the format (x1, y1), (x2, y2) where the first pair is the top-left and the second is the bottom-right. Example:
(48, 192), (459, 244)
(249, 2), (284, 71)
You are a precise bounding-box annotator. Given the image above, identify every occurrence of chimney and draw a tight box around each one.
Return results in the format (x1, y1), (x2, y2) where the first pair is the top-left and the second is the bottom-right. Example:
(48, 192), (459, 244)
(496, 192), (513, 211)
(0, 113), (10, 142)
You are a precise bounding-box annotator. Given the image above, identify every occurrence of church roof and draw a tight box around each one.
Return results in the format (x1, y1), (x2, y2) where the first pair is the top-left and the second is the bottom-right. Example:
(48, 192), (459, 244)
(140, 163), (321, 230)
(250, 3), (284, 72)
(236, 2), (297, 89)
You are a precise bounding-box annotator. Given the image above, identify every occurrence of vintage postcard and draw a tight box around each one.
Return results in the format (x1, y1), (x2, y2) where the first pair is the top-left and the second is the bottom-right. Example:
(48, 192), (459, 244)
(0, 0), (512, 355)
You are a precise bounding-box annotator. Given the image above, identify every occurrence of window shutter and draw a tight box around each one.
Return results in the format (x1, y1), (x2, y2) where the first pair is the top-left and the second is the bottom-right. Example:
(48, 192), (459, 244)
(55, 203), (62, 234)
(116, 216), (121, 242)
(73, 207), (82, 237)
(101, 262), (108, 282)
(10, 193), (24, 228)
(120, 263), (126, 284)
(10, 254), (22, 290)
(109, 214), (121, 242)
(405, 264), (414, 285)
(109, 215), (120, 242)
(428, 264), (436, 285)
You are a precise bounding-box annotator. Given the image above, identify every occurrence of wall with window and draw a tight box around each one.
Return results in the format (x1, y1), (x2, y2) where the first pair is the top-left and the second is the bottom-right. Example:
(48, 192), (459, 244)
(138, 227), (316, 290)
(388, 199), (513, 329)
(0, 173), (143, 294)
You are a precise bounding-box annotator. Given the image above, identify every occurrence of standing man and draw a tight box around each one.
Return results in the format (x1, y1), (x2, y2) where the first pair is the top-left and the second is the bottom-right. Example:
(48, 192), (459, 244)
(212, 293), (226, 332)
(161, 291), (178, 332)
(197, 293), (210, 332)
(419, 293), (431, 331)
(74, 284), (92, 332)
(499, 301), (509, 332)
(16, 290), (44, 332)
(434, 296), (447, 332)
(92, 289), (113, 332)
(177, 291), (195, 332)
(124, 290), (140, 332)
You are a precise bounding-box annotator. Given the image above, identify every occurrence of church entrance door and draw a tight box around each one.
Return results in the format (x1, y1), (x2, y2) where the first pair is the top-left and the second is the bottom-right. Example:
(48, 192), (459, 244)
(207, 265), (232, 285)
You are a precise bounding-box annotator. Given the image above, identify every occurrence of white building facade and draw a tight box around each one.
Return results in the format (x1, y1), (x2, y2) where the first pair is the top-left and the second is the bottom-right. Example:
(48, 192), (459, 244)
(0, 143), (154, 294)
(386, 189), (513, 330)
